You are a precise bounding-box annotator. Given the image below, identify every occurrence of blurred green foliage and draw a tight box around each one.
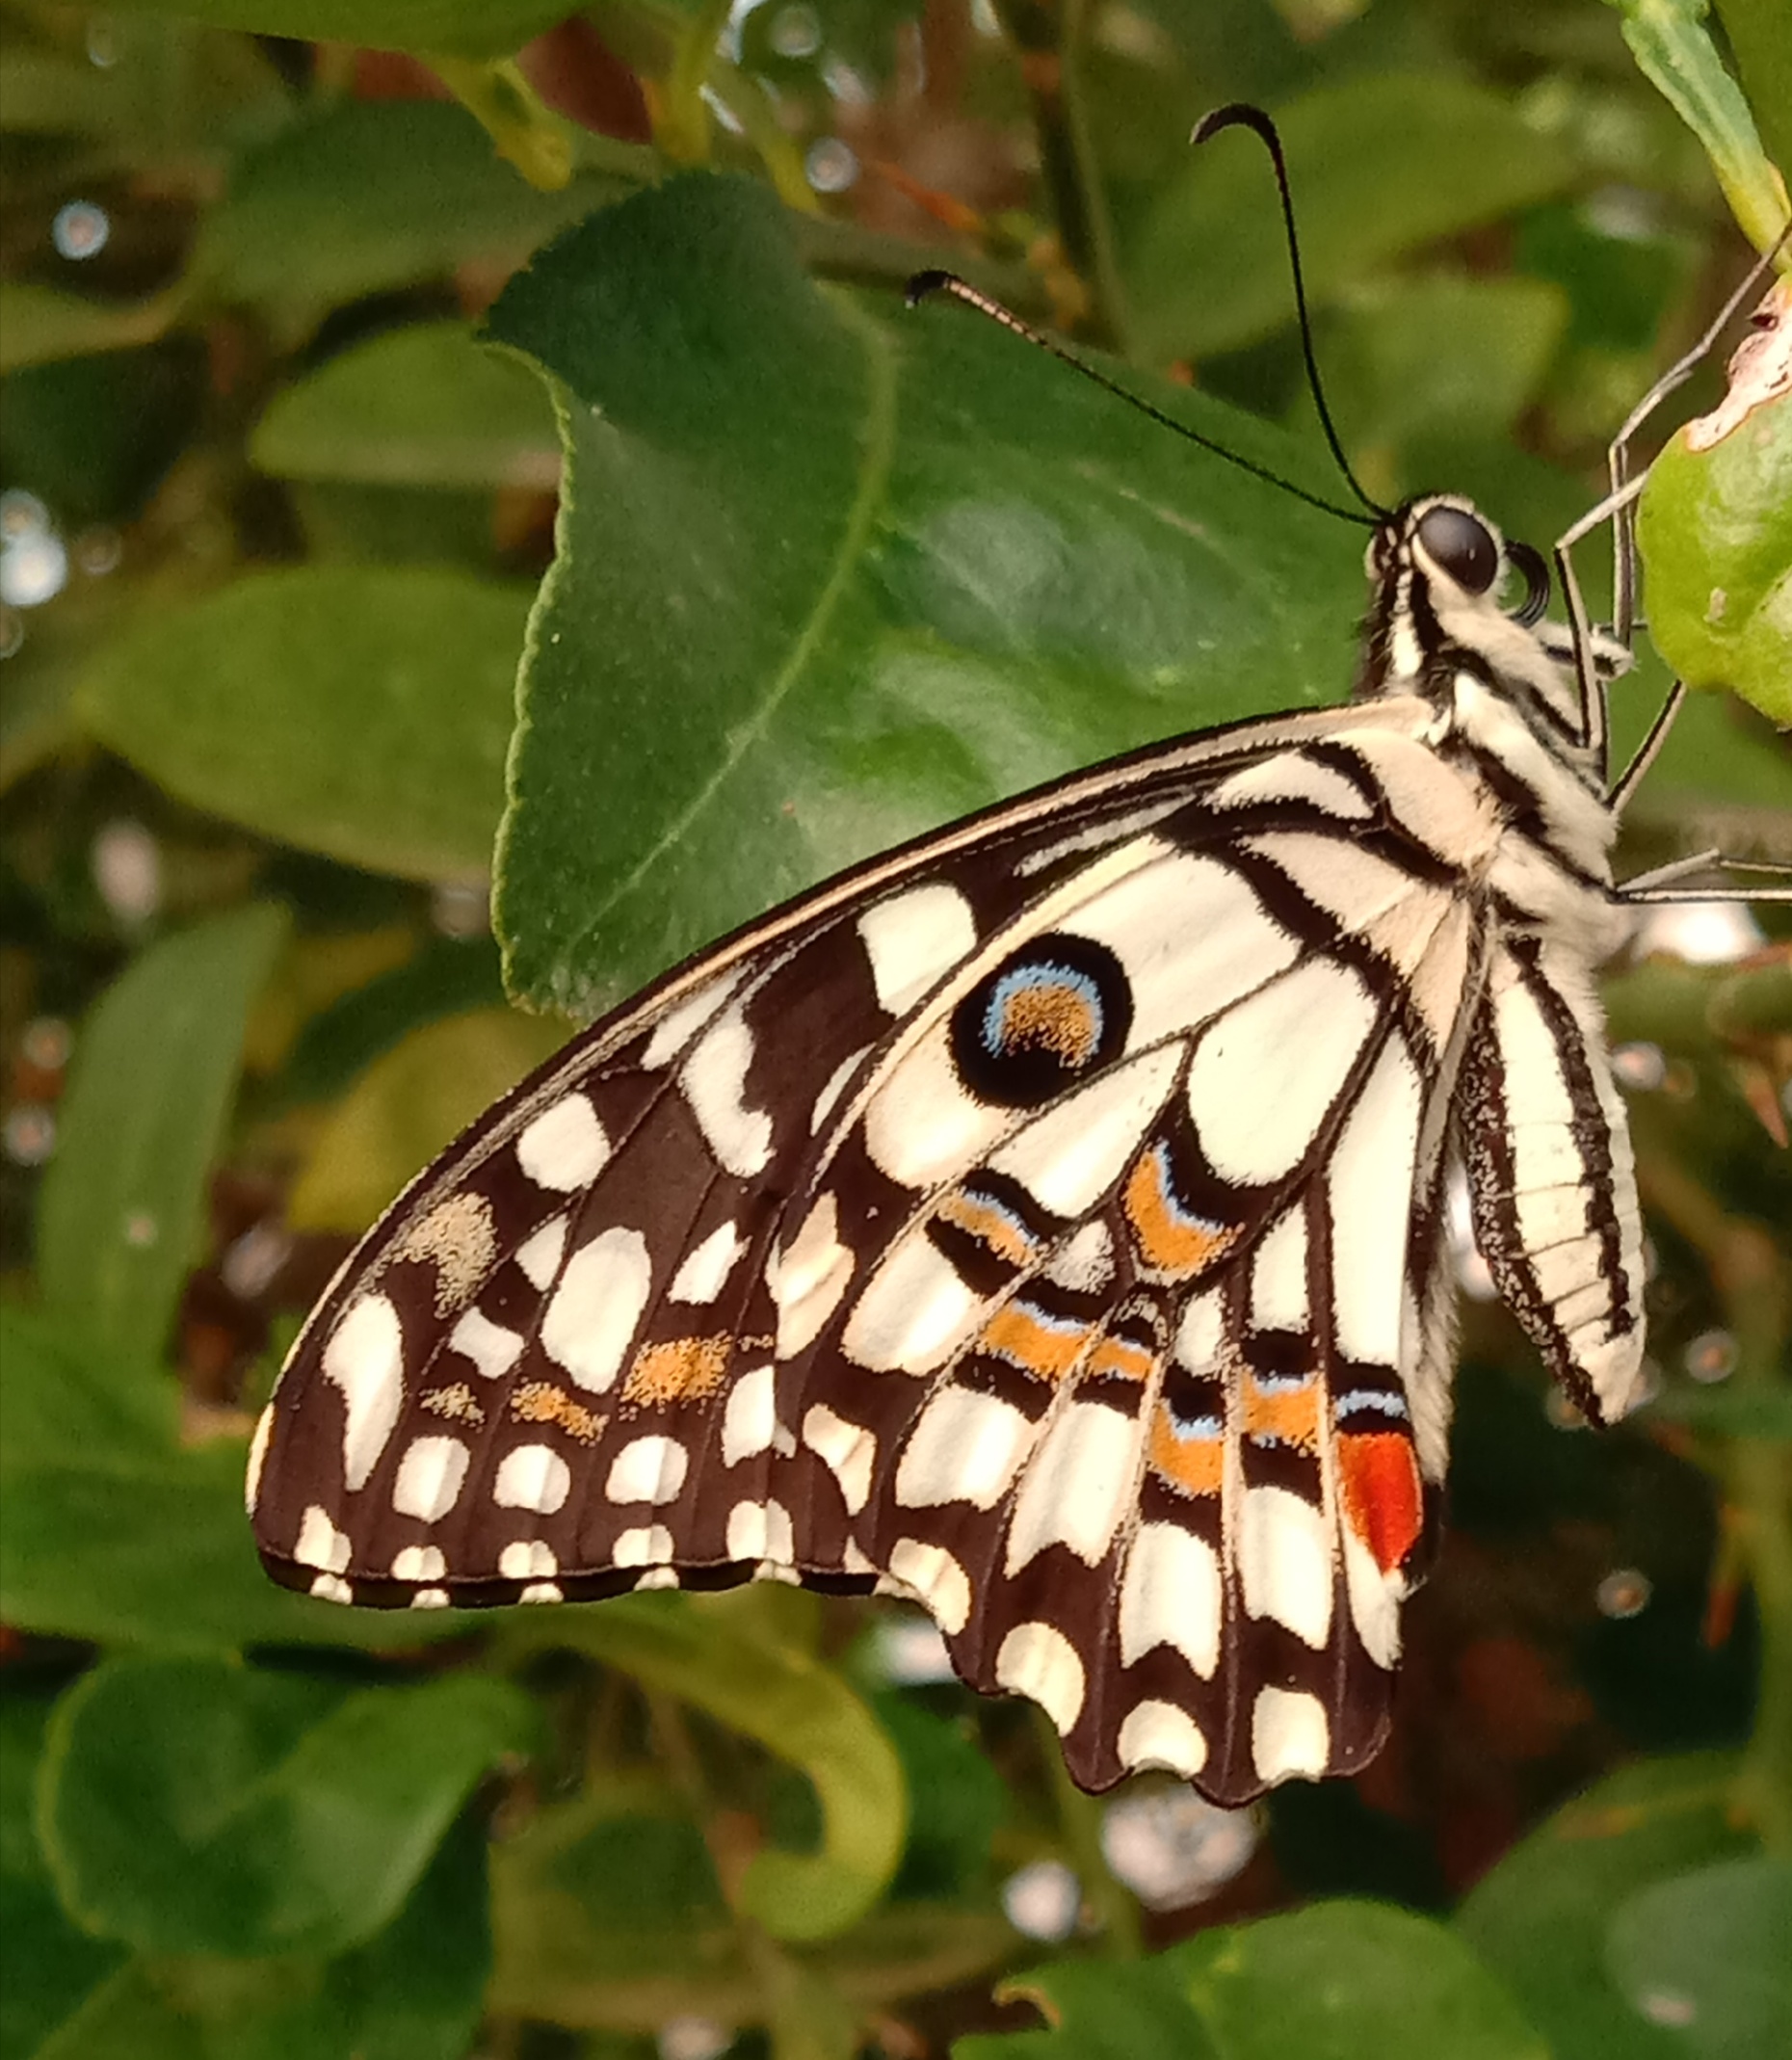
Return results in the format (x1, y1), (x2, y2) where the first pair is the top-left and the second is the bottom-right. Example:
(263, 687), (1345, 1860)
(1, 1), (1788, 2056)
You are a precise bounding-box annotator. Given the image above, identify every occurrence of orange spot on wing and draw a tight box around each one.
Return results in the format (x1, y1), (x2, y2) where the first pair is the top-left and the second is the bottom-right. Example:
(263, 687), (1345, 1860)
(1338, 1431), (1424, 1572)
(1123, 1149), (1237, 1279)
(623, 1334), (733, 1407)
(512, 1382), (606, 1444)
(1147, 1401), (1224, 1496)
(1087, 1333), (1155, 1383)
(936, 1190), (1039, 1267)
(1243, 1372), (1320, 1454)
(978, 1302), (1091, 1382)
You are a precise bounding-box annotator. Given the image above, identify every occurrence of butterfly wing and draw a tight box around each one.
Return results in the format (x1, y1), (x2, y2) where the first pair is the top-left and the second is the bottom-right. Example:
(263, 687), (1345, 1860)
(250, 695), (1499, 1802)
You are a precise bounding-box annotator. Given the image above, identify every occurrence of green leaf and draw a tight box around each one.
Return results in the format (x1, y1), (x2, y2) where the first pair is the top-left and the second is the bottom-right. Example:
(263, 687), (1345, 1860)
(75, 568), (531, 883)
(484, 172), (1367, 1014)
(514, 1593), (908, 1941)
(36, 904), (289, 1359)
(1717, 0), (1792, 176)
(0, 1691), (128, 2057)
(32, 1809), (492, 2060)
(250, 322), (557, 490)
(37, 1653), (530, 1958)
(0, 284), (178, 375)
(1128, 75), (1578, 362)
(92, 0), (576, 61)
(0, 1306), (464, 1652)
(1310, 276), (1570, 483)
(1614, 0), (1790, 253)
(1458, 1752), (1761, 2060)
(1177, 1901), (1545, 2060)
(195, 100), (638, 328)
(954, 1956), (1218, 2059)
(286, 1007), (567, 1232)
(1605, 1856), (1792, 2060)
(1636, 292), (1792, 726)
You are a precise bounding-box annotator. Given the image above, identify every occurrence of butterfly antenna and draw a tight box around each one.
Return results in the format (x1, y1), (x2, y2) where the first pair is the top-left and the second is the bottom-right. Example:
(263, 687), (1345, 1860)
(1191, 103), (1385, 521)
(905, 271), (1374, 527)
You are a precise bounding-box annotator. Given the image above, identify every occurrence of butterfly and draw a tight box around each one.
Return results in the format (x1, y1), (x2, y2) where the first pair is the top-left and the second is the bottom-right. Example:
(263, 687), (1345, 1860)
(246, 152), (1784, 1804)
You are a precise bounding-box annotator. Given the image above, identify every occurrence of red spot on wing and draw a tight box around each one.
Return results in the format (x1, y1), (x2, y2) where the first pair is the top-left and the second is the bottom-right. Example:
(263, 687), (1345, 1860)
(1338, 1431), (1424, 1572)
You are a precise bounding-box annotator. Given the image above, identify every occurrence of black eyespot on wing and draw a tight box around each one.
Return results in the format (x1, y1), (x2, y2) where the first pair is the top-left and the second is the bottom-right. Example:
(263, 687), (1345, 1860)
(951, 932), (1132, 1108)
(1416, 505), (1498, 595)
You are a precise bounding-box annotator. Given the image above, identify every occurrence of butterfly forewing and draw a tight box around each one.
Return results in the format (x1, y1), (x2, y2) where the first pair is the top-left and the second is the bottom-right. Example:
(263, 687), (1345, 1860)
(252, 700), (1515, 1804)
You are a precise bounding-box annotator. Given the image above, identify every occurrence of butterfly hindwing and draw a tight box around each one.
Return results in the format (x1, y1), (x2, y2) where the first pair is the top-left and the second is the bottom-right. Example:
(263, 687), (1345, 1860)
(251, 700), (1503, 1803)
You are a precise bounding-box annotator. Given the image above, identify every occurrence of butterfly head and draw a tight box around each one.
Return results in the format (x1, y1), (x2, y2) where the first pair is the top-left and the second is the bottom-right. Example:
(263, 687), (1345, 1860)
(1356, 493), (1628, 765)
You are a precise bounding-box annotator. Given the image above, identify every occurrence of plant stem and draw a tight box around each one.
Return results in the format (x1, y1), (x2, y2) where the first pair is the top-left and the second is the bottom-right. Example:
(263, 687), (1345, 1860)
(1038, 1708), (1143, 1956)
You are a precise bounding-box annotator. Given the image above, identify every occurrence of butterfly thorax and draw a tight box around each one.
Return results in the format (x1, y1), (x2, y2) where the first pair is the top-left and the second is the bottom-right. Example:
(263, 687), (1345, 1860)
(1354, 494), (1623, 914)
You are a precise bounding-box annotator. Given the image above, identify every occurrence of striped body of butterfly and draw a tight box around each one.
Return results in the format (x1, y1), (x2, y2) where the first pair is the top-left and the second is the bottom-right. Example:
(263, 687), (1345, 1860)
(250, 490), (1650, 1805)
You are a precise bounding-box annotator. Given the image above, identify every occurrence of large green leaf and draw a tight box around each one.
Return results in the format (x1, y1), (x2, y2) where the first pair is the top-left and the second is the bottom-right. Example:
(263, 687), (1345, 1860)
(1605, 1856), (1792, 2060)
(76, 568), (530, 882)
(37, 1653), (529, 1958)
(954, 1956), (1218, 2059)
(1177, 1901), (1545, 2060)
(36, 905), (288, 1360)
(250, 322), (558, 490)
(31, 1808), (493, 2060)
(194, 99), (640, 328)
(0, 1306), (462, 1652)
(485, 172), (1368, 1014)
(1127, 74), (1579, 362)
(1458, 1753), (1761, 2060)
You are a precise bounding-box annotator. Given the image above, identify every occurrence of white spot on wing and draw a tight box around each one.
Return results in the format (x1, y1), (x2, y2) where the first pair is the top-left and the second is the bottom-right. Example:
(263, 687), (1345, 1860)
(643, 968), (744, 1068)
(516, 1093), (611, 1191)
(989, 1044), (1182, 1216)
(310, 1573), (353, 1604)
(1210, 752), (1373, 820)
(768, 1194), (854, 1358)
(1118, 1700), (1208, 1777)
(541, 1226), (651, 1392)
(857, 883), (977, 1014)
(1252, 1685), (1330, 1783)
(722, 1362), (777, 1466)
(410, 1587), (450, 1609)
(606, 1434), (689, 1506)
(1174, 1293), (1223, 1375)
(1250, 1207), (1308, 1334)
(613, 1523), (675, 1567)
(392, 1545), (446, 1581)
(842, 1230), (986, 1374)
(1187, 958), (1377, 1184)
(515, 1216), (568, 1290)
(1120, 1521), (1221, 1677)
(1239, 1484), (1332, 1649)
(895, 1386), (1036, 1509)
(1005, 1401), (1139, 1571)
(1342, 1528), (1403, 1669)
(449, 1307), (524, 1380)
(886, 1538), (972, 1634)
(725, 1498), (793, 1563)
(392, 1436), (470, 1522)
(1045, 1219), (1115, 1292)
(1061, 849), (1300, 1052)
(323, 1294), (405, 1492)
(811, 1043), (871, 1132)
(295, 1504), (352, 1573)
(995, 1621), (1085, 1732)
(669, 1220), (747, 1305)
(1328, 1036), (1423, 1366)
(494, 1442), (572, 1515)
(499, 1540), (557, 1580)
(802, 1403), (877, 1515)
(245, 1404), (273, 1513)
(681, 1005), (773, 1176)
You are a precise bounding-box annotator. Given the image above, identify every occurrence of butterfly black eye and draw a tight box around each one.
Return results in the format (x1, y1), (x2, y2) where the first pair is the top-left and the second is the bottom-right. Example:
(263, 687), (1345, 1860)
(1416, 506), (1498, 595)
(951, 934), (1132, 1108)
